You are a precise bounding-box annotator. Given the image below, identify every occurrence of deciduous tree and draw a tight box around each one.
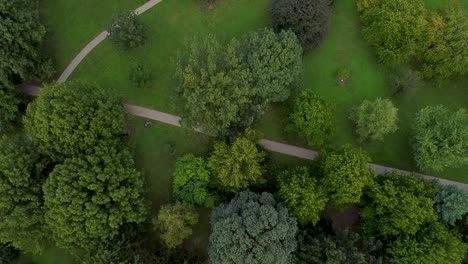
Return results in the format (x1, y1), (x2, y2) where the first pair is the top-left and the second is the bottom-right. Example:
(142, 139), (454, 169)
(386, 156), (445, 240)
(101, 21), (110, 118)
(24, 81), (126, 161)
(388, 222), (467, 264)
(208, 129), (266, 193)
(0, 83), (20, 132)
(43, 145), (146, 251)
(277, 167), (327, 225)
(0, 135), (46, 254)
(320, 145), (374, 207)
(108, 11), (147, 50)
(361, 173), (437, 237)
(154, 203), (199, 249)
(270, 0), (333, 50)
(209, 191), (297, 264)
(0, 0), (53, 81)
(412, 105), (468, 172)
(288, 91), (335, 146)
(350, 98), (398, 142)
(172, 154), (216, 208)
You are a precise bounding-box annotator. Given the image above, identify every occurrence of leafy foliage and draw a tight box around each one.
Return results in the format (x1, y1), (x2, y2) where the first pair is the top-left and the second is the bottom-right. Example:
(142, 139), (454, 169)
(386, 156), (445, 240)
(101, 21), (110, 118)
(388, 222), (467, 264)
(129, 63), (151, 88)
(24, 81), (126, 161)
(43, 146), (146, 251)
(421, 3), (468, 79)
(172, 154), (216, 208)
(358, 0), (429, 65)
(350, 98), (399, 142)
(434, 182), (468, 226)
(361, 173), (437, 237)
(0, 0), (53, 81)
(320, 145), (374, 207)
(392, 67), (423, 96)
(208, 129), (266, 193)
(0, 243), (19, 264)
(154, 203), (199, 249)
(296, 228), (386, 264)
(108, 11), (147, 50)
(288, 91), (336, 146)
(412, 105), (468, 172)
(277, 167), (327, 225)
(0, 135), (46, 254)
(0, 83), (20, 132)
(209, 191), (298, 264)
(270, 0), (332, 50)
(174, 28), (302, 136)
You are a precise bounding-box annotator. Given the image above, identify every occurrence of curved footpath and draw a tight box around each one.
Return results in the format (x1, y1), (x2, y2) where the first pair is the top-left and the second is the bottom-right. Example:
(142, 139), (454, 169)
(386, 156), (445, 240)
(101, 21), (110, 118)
(16, 84), (468, 191)
(57, 0), (163, 83)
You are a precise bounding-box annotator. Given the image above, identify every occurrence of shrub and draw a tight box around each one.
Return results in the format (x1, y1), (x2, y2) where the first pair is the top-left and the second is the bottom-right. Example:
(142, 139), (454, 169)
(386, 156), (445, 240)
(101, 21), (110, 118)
(129, 63), (151, 88)
(108, 11), (147, 50)
(270, 0), (333, 50)
(350, 98), (399, 142)
(392, 67), (423, 96)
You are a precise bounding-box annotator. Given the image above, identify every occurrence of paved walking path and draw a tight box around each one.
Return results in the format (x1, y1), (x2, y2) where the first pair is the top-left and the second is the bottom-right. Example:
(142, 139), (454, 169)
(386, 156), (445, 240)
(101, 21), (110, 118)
(57, 0), (163, 83)
(16, 84), (468, 190)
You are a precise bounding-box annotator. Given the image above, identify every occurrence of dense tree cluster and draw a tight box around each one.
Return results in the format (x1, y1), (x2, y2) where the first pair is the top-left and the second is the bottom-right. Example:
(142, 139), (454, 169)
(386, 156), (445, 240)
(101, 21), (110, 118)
(209, 191), (297, 264)
(288, 91), (335, 146)
(350, 98), (399, 142)
(24, 81), (126, 161)
(0, 0), (53, 82)
(0, 83), (21, 132)
(412, 105), (468, 172)
(174, 28), (302, 136)
(108, 11), (147, 50)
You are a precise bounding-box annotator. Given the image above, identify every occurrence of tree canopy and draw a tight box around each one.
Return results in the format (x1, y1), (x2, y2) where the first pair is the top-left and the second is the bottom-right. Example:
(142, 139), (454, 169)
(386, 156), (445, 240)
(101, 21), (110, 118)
(277, 167), (328, 225)
(358, 0), (429, 65)
(320, 145), (374, 207)
(0, 135), (46, 254)
(0, 0), (53, 82)
(412, 105), (468, 172)
(388, 222), (467, 264)
(361, 173), (437, 237)
(24, 81), (126, 161)
(172, 154), (216, 207)
(350, 98), (399, 142)
(209, 191), (297, 264)
(434, 182), (468, 226)
(108, 11), (147, 50)
(0, 83), (20, 132)
(154, 203), (199, 249)
(174, 28), (302, 136)
(208, 129), (266, 193)
(43, 145), (146, 251)
(288, 91), (335, 146)
(270, 0), (333, 50)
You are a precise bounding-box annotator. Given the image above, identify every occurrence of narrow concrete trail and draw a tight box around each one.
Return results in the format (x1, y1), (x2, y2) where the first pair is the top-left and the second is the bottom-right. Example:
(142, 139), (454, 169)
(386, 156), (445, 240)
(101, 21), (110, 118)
(57, 0), (163, 83)
(16, 85), (468, 191)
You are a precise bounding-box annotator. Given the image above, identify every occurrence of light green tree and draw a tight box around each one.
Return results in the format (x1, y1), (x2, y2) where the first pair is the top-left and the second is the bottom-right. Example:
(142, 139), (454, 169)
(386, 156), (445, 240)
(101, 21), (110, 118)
(209, 191), (297, 264)
(361, 173), (437, 237)
(172, 154), (216, 207)
(277, 167), (328, 225)
(24, 81), (126, 161)
(388, 222), (467, 264)
(412, 105), (468, 172)
(153, 203), (199, 249)
(350, 98), (398, 142)
(289, 91), (336, 146)
(43, 145), (146, 251)
(0, 135), (47, 254)
(320, 145), (374, 207)
(208, 129), (266, 193)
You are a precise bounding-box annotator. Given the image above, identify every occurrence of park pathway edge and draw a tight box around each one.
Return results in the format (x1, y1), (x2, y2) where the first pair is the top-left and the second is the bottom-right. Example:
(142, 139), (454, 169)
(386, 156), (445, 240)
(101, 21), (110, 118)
(16, 84), (468, 191)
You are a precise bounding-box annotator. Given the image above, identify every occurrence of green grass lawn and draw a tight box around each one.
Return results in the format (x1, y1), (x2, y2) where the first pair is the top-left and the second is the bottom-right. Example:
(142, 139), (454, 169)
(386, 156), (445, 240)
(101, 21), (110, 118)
(65, 0), (467, 183)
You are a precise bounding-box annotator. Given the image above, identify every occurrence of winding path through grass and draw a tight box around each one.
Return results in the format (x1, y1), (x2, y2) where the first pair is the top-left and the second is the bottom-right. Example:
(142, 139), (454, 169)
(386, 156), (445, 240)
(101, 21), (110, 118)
(16, 84), (468, 190)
